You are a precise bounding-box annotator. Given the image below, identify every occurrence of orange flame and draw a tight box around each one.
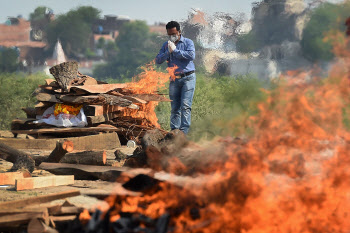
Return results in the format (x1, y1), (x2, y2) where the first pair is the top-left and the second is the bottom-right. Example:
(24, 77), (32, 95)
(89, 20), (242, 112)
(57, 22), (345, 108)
(87, 32), (350, 232)
(123, 62), (177, 128)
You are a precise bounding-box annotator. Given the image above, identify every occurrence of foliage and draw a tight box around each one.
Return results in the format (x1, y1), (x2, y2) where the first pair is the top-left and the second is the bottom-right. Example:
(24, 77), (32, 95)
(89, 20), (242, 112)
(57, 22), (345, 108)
(29, 6), (48, 22)
(301, 2), (350, 62)
(45, 6), (100, 58)
(93, 21), (164, 80)
(0, 48), (19, 72)
(236, 31), (261, 53)
(155, 73), (267, 141)
(0, 73), (48, 130)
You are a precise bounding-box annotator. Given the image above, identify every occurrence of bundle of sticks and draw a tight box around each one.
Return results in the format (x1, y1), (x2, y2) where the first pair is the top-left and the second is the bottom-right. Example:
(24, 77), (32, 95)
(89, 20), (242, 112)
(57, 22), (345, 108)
(13, 61), (170, 140)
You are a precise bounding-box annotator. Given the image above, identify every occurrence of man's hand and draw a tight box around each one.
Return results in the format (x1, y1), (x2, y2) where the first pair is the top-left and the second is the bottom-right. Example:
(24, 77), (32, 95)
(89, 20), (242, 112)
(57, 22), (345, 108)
(168, 41), (176, 53)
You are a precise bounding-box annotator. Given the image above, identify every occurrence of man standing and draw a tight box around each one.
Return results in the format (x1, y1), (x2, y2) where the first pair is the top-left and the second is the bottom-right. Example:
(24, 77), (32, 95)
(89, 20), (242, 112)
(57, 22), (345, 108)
(155, 21), (196, 134)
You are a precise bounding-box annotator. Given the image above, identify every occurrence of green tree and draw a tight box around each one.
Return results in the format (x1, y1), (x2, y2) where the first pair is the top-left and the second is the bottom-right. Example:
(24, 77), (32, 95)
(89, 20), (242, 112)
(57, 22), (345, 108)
(93, 21), (163, 80)
(0, 48), (19, 72)
(301, 2), (350, 62)
(45, 6), (100, 58)
(29, 6), (48, 22)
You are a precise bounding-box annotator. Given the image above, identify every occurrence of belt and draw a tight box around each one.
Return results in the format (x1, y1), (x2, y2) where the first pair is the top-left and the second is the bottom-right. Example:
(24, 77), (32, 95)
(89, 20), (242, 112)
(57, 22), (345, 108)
(176, 71), (195, 78)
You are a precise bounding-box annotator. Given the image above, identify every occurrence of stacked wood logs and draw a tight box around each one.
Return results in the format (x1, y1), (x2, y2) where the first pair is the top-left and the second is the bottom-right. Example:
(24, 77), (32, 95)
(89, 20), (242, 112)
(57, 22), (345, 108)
(12, 61), (169, 140)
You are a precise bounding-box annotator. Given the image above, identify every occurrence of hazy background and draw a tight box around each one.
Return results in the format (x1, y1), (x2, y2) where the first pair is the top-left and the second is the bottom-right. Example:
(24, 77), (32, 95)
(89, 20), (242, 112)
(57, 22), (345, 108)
(0, 0), (257, 24)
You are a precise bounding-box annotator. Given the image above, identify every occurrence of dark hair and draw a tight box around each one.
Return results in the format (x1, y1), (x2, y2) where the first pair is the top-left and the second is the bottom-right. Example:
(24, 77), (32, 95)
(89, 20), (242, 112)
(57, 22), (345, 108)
(166, 21), (180, 31)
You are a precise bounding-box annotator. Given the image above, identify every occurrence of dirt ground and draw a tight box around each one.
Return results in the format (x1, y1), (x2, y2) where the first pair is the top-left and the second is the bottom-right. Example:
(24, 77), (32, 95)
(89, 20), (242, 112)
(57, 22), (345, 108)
(0, 130), (137, 210)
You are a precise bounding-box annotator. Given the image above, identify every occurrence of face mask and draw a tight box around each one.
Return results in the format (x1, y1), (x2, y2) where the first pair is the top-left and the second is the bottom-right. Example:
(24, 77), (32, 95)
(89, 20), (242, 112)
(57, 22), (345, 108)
(169, 34), (179, 43)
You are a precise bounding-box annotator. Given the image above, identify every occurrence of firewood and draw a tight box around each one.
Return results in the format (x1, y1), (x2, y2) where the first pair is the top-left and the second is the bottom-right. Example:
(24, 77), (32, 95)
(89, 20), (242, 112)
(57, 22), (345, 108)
(28, 218), (58, 233)
(129, 94), (171, 102)
(44, 139), (74, 163)
(0, 132), (121, 151)
(15, 175), (74, 191)
(36, 93), (60, 103)
(49, 61), (79, 92)
(0, 212), (48, 227)
(21, 107), (36, 118)
(0, 190), (80, 209)
(68, 83), (127, 94)
(0, 171), (31, 185)
(11, 126), (121, 136)
(39, 162), (152, 181)
(87, 113), (122, 125)
(0, 142), (35, 173)
(60, 151), (107, 166)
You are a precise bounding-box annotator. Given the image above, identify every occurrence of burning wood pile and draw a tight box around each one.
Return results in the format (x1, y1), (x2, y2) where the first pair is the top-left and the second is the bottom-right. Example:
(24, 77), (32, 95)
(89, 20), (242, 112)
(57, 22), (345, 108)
(13, 61), (170, 141)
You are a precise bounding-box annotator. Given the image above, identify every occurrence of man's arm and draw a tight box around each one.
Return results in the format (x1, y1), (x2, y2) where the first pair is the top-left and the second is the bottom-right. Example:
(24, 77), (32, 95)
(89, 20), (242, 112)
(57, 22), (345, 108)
(172, 39), (195, 61)
(155, 43), (170, 64)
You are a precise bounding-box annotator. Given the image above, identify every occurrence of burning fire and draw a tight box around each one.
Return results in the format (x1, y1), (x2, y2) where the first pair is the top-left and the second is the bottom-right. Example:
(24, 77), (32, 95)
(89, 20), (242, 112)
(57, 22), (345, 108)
(81, 33), (350, 232)
(123, 62), (177, 128)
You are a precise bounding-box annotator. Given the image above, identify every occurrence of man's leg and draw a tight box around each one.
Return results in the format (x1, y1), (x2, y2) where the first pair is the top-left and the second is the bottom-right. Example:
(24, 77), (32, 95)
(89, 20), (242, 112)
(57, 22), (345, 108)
(180, 73), (196, 134)
(169, 79), (182, 130)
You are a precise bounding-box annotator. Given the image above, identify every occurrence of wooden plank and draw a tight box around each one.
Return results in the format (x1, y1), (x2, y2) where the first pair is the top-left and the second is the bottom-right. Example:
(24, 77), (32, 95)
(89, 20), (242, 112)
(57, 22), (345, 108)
(11, 126), (121, 135)
(11, 118), (52, 131)
(129, 94), (171, 102)
(68, 83), (127, 94)
(50, 215), (76, 222)
(35, 102), (55, 108)
(0, 171), (31, 185)
(48, 206), (83, 215)
(39, 162), (152, 181)
(0, 190), (80, 209)
(0, 207), (48, 215)
(0, 212), (47, 227)
(0, 132), (121, 150)
(15, 175), (74, 191)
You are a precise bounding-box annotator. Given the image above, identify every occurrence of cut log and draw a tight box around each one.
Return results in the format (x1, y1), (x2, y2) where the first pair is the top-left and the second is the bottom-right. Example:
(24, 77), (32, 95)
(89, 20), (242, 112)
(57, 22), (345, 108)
(0, 132), (121, 150)
(45, 140), (74, 163)
(0, 142), (35, 173)
(28, 218), (58, 233)
(15, 175), (74, 191)
(60, 151), (107, 165)
(36, 93), (60, 103)
(39, 162), (152, 181)
(0, 171), (31, 185)
(49, 61), (79, 92)
(0, 190), (80, 209)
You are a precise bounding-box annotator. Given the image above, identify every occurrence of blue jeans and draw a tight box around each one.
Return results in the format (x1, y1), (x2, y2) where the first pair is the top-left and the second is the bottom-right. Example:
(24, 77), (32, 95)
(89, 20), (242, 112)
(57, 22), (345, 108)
(169, 73), (196, 134)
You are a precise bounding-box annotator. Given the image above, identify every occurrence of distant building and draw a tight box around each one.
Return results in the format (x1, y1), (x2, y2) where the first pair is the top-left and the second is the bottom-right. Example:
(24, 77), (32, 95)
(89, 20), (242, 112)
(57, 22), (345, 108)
(149, 22), (166, 34)
(0, 17), (47, 68)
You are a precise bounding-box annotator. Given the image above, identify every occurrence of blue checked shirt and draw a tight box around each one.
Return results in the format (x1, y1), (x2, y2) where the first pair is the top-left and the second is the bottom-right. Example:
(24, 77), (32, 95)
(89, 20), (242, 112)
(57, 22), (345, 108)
(155, 35), (195, 75)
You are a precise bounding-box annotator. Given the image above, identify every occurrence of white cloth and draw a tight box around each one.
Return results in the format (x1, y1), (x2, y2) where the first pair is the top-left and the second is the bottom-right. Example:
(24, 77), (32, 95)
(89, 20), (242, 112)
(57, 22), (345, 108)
(34, 105), (87, 128)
